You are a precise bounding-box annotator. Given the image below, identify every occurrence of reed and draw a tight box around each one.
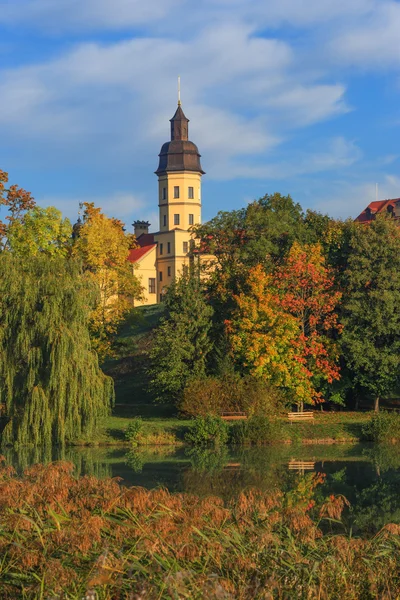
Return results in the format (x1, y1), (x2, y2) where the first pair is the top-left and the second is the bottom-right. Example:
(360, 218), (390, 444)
(0, 457), (399, 599)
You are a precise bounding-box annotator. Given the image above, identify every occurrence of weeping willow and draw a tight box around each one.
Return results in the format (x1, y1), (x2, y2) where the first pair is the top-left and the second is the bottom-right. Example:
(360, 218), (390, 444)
(0, 254), (114, 447)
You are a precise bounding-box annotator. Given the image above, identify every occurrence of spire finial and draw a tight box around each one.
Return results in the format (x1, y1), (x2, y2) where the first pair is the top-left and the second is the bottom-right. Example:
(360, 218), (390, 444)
(178, 75), (181, 106)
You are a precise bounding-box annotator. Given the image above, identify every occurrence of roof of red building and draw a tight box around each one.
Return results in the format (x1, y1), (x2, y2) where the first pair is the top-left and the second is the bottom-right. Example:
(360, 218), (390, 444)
(128, 244), (156, 263)
(355, 198), (400, 223)
(136, 233), (155, 247)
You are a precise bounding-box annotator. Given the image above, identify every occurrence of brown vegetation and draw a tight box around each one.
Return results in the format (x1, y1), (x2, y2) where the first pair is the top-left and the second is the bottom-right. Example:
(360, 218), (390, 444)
(0, 458), (399, 599)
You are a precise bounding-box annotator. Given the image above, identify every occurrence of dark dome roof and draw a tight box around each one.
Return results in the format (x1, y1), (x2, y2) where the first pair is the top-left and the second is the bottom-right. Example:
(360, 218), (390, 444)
(156, 140), (205, 175)
(155, 103), (205, 175)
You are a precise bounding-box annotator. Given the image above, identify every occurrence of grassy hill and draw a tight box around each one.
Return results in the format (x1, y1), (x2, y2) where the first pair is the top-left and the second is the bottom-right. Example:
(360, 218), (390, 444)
(103, 304), (175, 417)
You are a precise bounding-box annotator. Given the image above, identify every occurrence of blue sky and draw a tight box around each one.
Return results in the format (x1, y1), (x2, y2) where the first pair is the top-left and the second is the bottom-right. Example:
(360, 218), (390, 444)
(0, 0), (400, 230)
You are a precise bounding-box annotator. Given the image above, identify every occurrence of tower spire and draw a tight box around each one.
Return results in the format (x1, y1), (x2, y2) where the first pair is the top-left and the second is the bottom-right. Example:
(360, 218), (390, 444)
(178, 75), (181, 106)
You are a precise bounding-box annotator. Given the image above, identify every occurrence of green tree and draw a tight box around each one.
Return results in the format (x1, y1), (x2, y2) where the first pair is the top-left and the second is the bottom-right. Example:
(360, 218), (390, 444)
(7, 206), (72, 257)
(0, 254), (114, 447)
(149, 268), (214, 403)
(341, 216), (400, 411)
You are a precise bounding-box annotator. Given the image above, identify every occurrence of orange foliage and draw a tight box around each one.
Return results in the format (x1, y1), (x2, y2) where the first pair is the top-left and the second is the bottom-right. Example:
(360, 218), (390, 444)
(0, 169), (35, 250)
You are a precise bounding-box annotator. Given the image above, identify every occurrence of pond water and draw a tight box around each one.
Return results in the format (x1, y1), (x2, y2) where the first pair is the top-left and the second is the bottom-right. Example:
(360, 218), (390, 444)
(3, 443), (400, 535)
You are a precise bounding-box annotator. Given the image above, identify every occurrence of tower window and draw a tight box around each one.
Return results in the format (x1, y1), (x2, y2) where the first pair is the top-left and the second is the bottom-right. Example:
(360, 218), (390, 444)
(162, 187), (167, 200)
(159, 271), (163, 282)
(168, 266), (171, 277)
(159, 243), (163, 255)
(183, 241), (188, 253)
(188, 186), (194, 199)
(167, 242), (171, 253)
(148, 278), (156, 294)
(174, 186), (180, 199)
(189, 214), (194, 225)
(163, 215), (167, 227)
(174, 214), (180, 226)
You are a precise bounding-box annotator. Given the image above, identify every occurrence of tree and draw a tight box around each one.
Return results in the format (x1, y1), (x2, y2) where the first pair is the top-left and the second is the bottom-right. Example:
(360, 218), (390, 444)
(274, 242), (342, 408)
(226, 264), (300, 398)
(0, 169), (35, 251)
(0, 254), (113, 447)
(149, 268), (214, 403)
(227, 244), (341, 408)
(193, 193), (306, 273)
(7, 206), (72, 257)
(341, 216), (400, 411)
(73, 202), (143, 358)
(193, 193), (308, 356)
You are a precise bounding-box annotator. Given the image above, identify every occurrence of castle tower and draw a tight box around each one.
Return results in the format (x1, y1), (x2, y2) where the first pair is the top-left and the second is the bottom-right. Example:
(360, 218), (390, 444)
(154, 101), (205, 301)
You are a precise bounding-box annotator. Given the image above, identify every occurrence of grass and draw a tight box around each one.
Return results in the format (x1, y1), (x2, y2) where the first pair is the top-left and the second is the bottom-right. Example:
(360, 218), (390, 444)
(73, 409), (373, 447)
(280, 410), (371, 444)
(0, 459), (399, 599)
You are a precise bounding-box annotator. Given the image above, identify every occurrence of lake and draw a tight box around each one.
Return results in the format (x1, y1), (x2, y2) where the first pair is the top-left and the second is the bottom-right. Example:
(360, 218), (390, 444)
(3, 442), (400, 536)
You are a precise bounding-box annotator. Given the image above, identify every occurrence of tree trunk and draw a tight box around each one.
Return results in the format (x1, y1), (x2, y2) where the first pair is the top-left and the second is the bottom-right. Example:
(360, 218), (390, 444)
(299, 401), (304, 413)
(374, 397), (380, 412)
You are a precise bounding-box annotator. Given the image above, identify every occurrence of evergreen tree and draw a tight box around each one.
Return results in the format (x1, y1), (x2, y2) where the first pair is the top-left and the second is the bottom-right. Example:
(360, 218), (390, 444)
(149, 268), (214, 403)
(0, 254), (114, 446)
(341, 216), (400, 410)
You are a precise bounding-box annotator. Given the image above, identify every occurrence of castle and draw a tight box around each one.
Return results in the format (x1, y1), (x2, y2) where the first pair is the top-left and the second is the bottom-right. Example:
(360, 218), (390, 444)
(128, 100), (205, 305)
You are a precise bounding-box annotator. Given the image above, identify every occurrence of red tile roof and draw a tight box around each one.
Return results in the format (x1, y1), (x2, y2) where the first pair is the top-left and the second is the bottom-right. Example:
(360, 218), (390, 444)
(128, 244), (156, 263)
(355, 198), (400, 223)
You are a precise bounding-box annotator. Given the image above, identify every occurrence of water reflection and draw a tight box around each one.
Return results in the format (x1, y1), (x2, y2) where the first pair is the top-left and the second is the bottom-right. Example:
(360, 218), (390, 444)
(3, 443), (400, 534)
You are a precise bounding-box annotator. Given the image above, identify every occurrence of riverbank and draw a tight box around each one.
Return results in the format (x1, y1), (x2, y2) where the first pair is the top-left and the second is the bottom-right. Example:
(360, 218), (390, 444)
(72, 409), (372, 447)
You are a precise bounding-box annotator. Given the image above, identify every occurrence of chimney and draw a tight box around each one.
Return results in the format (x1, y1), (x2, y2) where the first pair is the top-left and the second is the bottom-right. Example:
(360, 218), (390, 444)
(133, 220), (150, 238)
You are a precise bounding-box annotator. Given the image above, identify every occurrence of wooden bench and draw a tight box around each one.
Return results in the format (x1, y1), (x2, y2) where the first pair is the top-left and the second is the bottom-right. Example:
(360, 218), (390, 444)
(288, 460), (315, 471)
(288, 411), (314, 424)
(221, 412), (247, 421)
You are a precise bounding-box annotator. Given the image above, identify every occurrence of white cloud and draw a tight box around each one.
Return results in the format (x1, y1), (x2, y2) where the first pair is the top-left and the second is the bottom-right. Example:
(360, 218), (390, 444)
(0, 0), (375, 32)
(224, 137), (362, 180)
(328, 2), (400, 68)
(266, 84), (349, 127)
(0, 0), (183, 30)
(0, 23), (351, 178)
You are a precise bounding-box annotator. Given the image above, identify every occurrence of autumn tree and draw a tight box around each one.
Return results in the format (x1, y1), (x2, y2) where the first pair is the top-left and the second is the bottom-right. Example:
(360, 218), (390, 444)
(149, 268), (214, 404)
(274, 242), (342, 408)
(227, 264), (300, 396)
(0, 169), (35, 251)
(228, 244), (341, 408)
(341, 216), (400, 411)
(73, 202), (143, 358)
(0, 254), (113, 447)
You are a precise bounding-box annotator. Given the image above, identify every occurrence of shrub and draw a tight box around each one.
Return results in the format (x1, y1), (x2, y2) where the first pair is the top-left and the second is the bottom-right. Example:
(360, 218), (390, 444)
(362, 411), (400, 443)
(180, 374), (285, 418)
(125, 418), (144, 446)
(230, 416), (284, 446)
(185, 415), (229, 447)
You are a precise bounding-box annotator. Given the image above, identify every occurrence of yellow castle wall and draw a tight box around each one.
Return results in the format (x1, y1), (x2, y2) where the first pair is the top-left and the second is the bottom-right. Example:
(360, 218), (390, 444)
(132, 246), (158, 306)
